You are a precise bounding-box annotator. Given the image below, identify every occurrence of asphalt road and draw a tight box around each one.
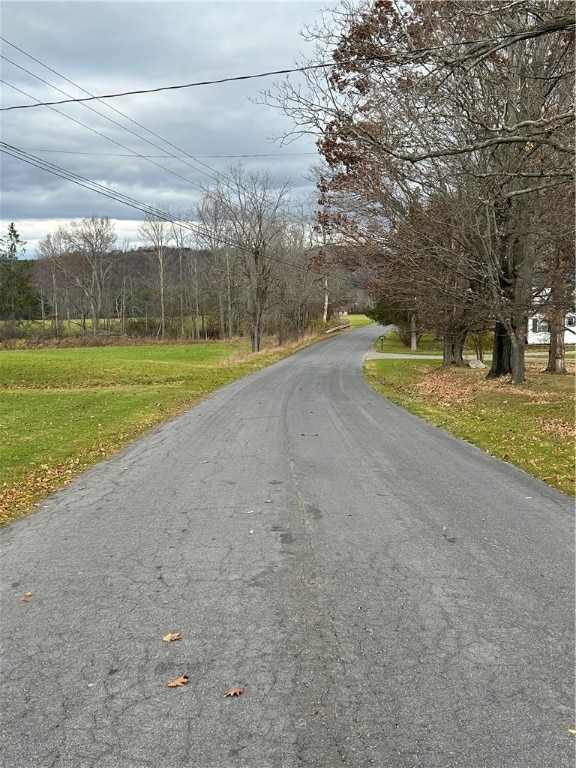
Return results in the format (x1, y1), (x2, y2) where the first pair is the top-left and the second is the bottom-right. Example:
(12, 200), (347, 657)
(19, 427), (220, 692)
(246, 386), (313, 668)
(1, 325), (573, 768)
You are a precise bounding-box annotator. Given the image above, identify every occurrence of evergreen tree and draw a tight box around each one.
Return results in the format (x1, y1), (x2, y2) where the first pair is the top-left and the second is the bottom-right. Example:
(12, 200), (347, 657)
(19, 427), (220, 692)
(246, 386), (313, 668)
(0, 223), (42, 321)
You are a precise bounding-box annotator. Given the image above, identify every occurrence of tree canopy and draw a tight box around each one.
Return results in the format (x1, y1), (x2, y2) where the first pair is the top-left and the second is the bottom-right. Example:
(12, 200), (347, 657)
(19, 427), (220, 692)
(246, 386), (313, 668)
(265, 0), (575, 380)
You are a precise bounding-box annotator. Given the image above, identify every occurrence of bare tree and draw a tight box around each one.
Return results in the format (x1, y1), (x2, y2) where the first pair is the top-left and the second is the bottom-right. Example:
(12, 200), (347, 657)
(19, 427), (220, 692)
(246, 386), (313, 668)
(36, 230), (67, 335)
(170, 215), (196, 338)
(55, 216), (117, 334)
(197, 165), (294, 351)
(138, 208), (173, 340)
(196, 195), (242, 339)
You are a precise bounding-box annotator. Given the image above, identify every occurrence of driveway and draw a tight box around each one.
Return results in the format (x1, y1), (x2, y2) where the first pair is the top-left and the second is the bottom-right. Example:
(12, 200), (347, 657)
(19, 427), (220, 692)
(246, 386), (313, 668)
(1, 325), (573, 768)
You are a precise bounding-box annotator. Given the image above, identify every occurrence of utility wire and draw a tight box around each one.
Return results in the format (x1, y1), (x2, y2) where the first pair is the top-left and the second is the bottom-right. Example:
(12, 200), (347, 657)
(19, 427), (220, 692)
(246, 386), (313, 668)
(0, 44), (319, 271)
(1, 142), (318, 274)
(1, 142), (195, 226)
(1, 39), (312, 205)
(1, 20), (571, 112)
(0, 56), (231, 189)
(1, 78), (218, 191)
(18, 147), (317, 159)
(0, 62), (335, 111)
(0, 39), (238, 185)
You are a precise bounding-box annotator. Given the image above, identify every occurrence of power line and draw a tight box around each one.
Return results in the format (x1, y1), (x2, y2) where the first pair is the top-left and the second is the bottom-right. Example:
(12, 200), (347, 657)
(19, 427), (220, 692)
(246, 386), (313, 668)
(0, 62), (334, 111)
(1, 142), (191, 224)
(0, 142), (318, 274)
(18, 147), (317, 159)
(0, 42), (319, 273)
(0, 55), (232, 189)
(0, 38), (239, 186)
(1, 20), (571, 112)
(1, 78), (219, 192)
(0, 38), (315, 202)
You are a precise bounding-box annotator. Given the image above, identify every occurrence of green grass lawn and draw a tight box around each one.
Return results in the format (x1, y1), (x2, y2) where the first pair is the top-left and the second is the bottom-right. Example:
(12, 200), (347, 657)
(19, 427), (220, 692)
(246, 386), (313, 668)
(376, 329), (576, 360)
(347, 314), (375, 328)
(375, 330), (467, 355)
(1, 342), (251, 388)
(0, 339), (318, 523)
(365, 358), (575, 496)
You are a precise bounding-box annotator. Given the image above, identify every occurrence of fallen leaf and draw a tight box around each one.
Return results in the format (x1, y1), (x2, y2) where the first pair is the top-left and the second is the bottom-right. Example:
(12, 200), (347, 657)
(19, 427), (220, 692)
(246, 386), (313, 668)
(248, 529), (254, 535)
(223, 686), (243, 697)
(441, 526), (448, 531)
(264, 499), (272, 504)
(569, 728), (576, 735)
(200, 460), (209, 464)
(20, 591), (32, 603)
(167, 675), (189, 687)
(162, 632), (181, 643)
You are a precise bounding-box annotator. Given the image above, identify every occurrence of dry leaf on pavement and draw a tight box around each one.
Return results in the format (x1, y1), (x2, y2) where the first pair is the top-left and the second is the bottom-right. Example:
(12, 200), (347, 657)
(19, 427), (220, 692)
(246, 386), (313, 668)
(223, 686), (244, 697)
(167, 675), (189, 688)
(162, 632), (181, 642)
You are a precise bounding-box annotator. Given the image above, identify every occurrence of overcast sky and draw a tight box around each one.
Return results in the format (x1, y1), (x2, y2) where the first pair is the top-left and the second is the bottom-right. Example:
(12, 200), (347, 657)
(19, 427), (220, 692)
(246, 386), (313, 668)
(0, 0), (337, 255)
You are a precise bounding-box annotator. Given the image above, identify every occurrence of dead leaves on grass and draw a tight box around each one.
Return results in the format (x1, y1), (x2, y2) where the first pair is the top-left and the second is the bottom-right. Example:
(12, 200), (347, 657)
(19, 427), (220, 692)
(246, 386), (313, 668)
(539, 417), (575, 439)
(1, 457), (85, 524)
(414, 363), (570, 409)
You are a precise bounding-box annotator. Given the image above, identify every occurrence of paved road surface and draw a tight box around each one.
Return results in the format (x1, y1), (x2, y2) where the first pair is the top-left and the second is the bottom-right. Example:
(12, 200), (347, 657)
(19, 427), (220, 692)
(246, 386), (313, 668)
(1, 326), (573, 768)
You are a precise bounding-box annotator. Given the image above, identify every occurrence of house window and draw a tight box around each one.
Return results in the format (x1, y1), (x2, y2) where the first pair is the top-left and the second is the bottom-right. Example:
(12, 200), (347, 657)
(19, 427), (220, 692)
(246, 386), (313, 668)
(567, 315), (576, 327)
(537, 320), (549, 333)
(531, 319), (538, 332)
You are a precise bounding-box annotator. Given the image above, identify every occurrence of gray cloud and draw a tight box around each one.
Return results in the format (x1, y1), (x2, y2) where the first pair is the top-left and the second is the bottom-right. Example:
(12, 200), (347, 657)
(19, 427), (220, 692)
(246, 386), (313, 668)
(1, 0), (334, 253)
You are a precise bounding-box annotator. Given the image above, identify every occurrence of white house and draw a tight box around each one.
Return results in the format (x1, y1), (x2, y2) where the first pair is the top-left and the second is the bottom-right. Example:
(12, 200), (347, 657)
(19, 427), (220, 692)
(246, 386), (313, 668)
(526, 312), (576, 345)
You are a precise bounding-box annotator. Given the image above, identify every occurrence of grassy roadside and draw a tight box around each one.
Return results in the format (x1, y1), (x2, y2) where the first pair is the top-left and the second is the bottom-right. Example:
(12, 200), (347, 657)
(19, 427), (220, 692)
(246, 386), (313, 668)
(347, 314), (375, 328)
(376, 329), (576, 360)
(375, 330), (448, 355)
(1, 335), (329, 525)
(365, 358), (575, 496)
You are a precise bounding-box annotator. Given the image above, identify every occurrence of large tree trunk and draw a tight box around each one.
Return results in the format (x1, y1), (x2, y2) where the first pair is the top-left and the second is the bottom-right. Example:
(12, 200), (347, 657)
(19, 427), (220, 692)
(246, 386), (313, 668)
(487, 321), (512, 378)
(545, 319), (566, 374)
(488, 316), (528, 383)
(509, 333), (526, 384)
(443, 326), (467, 366)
